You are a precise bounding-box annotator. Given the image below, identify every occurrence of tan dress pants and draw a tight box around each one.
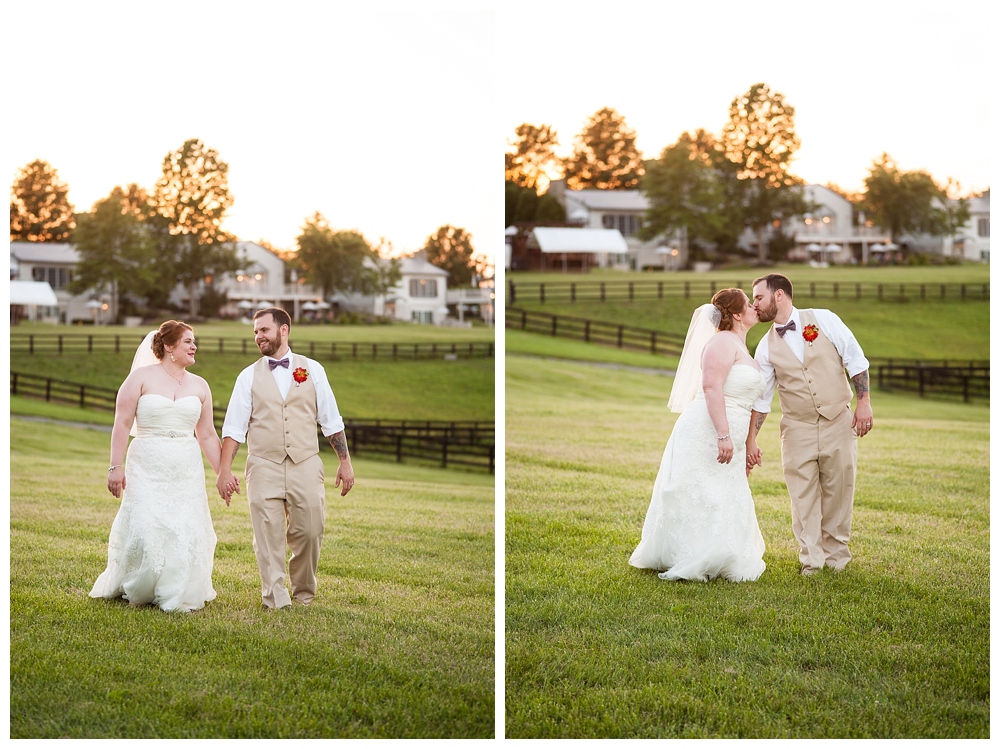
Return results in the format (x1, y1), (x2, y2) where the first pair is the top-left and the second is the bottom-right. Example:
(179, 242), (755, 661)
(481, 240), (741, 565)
(245, 453), (326, 608)
(779, 406), (857, 571)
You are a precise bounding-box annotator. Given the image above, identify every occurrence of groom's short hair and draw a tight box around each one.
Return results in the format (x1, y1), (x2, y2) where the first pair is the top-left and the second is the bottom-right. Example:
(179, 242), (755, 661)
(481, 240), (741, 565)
(254, 307), (291, 330)
(753, 273), (794, 299)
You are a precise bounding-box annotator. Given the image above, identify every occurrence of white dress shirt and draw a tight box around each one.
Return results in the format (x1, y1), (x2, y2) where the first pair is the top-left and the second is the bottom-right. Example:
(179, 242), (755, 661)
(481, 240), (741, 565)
(752, 307), (870, 413)
(222, 349), (346, 443)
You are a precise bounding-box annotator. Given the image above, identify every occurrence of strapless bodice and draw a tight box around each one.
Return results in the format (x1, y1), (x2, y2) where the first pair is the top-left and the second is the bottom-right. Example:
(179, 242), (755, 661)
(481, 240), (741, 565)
(692, 364), (765, 410)
(135, 394), (202, 438)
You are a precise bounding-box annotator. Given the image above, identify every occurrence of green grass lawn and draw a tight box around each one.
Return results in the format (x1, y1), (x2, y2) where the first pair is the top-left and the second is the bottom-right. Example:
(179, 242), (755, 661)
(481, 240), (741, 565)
(10, 351), (495, 423)
(504, 354), (988, 738)
(9, 418), (495, 738)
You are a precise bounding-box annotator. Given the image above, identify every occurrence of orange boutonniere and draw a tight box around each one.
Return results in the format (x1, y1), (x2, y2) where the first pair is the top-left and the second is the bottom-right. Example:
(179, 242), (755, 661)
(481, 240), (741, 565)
(293, 367), (308, 386)
(803, 325), (819, 346)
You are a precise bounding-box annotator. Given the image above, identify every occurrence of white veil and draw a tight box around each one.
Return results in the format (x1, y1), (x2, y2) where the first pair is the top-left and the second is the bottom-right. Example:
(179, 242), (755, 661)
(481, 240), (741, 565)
(128, 330), (159, 436)
(667, 303), (721, 413)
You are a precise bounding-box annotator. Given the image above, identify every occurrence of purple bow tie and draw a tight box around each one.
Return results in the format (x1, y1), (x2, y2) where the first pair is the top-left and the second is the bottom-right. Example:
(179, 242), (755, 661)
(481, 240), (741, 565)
(775, 321), (796, 338)
(268, 357), (290, 370)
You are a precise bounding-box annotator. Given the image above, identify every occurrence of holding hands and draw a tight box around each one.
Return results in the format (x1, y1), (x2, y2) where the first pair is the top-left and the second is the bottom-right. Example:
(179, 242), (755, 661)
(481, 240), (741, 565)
(216, 471), (239, 507)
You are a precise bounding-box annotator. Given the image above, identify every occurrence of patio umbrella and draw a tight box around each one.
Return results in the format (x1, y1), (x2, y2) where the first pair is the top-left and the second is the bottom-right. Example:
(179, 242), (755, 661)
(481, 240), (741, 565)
(301, 301), (319, 311)
(236, 300), (254, 309)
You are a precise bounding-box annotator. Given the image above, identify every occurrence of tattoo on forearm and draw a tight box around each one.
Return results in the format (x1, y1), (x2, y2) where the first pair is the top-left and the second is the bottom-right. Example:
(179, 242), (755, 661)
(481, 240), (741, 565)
(753, 413), (766, 436)
(851, 371), (870, 398)
(330, 431), (350, 460)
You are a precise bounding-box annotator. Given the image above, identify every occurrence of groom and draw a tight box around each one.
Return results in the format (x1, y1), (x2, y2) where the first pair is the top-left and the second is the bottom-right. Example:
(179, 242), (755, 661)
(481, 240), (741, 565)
(746, 274), (873, 575)
(217, 307), (355, 609)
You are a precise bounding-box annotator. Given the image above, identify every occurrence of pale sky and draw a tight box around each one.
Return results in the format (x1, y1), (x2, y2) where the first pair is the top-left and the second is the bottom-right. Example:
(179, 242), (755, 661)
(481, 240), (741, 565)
(5, 2), (497, 263)
(500, 1), (991, 198)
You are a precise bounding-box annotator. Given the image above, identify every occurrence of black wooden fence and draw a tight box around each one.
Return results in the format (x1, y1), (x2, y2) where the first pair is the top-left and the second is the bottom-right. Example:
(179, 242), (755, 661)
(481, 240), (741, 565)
(9, 334), (494, 360)
(506, 306), (687, 356)
(508, 279), (990, 305)
(873, 361), (989, 403)
(10, 372), (495, 472)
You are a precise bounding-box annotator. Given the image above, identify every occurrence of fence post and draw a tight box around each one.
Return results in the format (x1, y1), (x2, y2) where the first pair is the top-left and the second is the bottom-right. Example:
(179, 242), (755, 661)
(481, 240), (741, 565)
(918, 367), (925, 397)
(684, 281), (690, 299)
(45, 378), (52, 402)
(584, 320), (590, 342)
(58, 335), (63, 354)
(833, 283), (839, 299)
(442, 436), (448, 468)
(856, 283), (861, 300)
(650, 331), (656, 354)
(12, 372), (18, 395)
(396, 434), (403, 463)
(963, 376), (970, 403)
(242, 339), (247, 354)
(353, 343), (358, 358)
(551, 316), (557, 336)
(941, 284), (946, 299)
(310, 341), (315, 357)
(628, 282), (634, 301)
(540, 283), (546, 304)
(571, 283), (576, 303)
(810, 282), (816, 297)
(710, 282), (716, 295)
(899, 284), (905, 301)
(877, 284), (883, 300)
(961, 284), (966, 300)
(920, 284), (926, 300)
(617, 325), (624, 348)
(509, 282), (516, 305)
(393, 343), (398, 359)
(115, 335), (120, 353)
(80, 385), (86, 408)
(658, 281), (663, 299)
(521, 310), (527, 328)
(600, 282), (606, 302)
(88, 335), (93, 353)
(30, 335), (34, 354)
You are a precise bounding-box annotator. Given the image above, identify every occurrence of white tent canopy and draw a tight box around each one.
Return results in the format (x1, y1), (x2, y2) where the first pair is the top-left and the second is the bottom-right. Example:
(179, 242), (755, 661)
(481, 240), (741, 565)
(531, 227), (628, 254)
(10, 281), (58, 306)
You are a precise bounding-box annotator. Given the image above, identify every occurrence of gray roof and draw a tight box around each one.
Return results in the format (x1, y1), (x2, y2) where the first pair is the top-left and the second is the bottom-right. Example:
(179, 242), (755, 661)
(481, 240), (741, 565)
(400, 256), (448, 276)
(567, 190), (650, 211)
(10, 242), (80, 264)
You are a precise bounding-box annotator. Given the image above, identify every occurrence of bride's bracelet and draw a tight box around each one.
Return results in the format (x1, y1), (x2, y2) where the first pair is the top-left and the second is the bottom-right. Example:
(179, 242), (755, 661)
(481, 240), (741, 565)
(109, 465), (122, 472)
(717, 435), (731, 442)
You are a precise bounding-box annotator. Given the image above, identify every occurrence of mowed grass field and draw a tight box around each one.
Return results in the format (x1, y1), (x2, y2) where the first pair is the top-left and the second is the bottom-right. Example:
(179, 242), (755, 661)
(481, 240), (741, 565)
(10, 418), (495, 738)
(506, 263), (989, 361)
(504, 355), (988, 738)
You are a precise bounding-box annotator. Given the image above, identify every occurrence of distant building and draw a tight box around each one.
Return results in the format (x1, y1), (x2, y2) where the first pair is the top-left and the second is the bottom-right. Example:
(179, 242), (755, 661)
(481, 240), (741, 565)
(9, 242), (97, 323)
(902, 190), (990, 263)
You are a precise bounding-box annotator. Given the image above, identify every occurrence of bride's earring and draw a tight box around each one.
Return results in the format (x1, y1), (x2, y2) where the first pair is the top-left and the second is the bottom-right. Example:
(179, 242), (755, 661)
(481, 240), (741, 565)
(169, 351), (176, 362)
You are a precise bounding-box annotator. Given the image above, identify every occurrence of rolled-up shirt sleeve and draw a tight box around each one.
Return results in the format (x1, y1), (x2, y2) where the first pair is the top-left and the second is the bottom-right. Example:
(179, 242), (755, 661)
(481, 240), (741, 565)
(752, 335), (776, 413)
(814, 309), (870, 378)
(308, 359), (346, 436)
(222, 365), (255, 443)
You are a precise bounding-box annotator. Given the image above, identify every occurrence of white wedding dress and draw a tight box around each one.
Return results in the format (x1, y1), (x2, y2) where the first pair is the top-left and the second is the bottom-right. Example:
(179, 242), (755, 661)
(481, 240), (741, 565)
(629, 364), (767, 582)
(90, 394), (217, 612)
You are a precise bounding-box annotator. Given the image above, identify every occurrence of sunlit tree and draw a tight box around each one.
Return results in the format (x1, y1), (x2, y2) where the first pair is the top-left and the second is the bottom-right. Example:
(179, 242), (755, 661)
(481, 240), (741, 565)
(562, 107), (643, 190)
(152, 138), (240, 316)
(10, 159), (75, 242)
(721, 83), (808, 261)
(423, 225), (477, 287)
(862, 154), (965, 242)
(505, 123), (561, 192)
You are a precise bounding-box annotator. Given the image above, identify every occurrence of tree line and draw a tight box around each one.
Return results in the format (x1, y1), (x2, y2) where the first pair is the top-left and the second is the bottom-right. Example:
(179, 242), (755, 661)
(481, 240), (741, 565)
(10, 141), (483, 319)
(506, 83), (978, 261)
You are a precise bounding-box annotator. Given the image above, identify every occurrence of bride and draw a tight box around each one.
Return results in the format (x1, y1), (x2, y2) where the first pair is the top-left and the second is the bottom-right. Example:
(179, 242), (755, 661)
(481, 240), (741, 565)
(90, 320), (226, 612)
(629, 288), (767, 582)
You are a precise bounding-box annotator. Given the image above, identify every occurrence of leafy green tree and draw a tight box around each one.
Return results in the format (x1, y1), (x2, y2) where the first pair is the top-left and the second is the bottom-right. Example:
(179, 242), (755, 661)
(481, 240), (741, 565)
(640, 130), (727, 246)
(562, 107), (643, 190)
(152, 138), (240, 316)
(505, 180), (565, 227)
(423, 225), (477, 287)
(721, 83), (808, 261)
(10, 159), (76, 242)
(862, 155), (967, 242)
(295, 212), (375, 298)
(69, 187), (161, 320)
(505, 123), (561, 192)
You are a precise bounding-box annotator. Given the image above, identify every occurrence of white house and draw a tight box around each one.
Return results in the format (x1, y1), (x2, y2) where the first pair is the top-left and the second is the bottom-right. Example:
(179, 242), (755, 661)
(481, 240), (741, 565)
(547, 179), (685, 270)
(383, 255), (450, 324)
(928, 190), (990, 263)
(9, 242), (100, 323)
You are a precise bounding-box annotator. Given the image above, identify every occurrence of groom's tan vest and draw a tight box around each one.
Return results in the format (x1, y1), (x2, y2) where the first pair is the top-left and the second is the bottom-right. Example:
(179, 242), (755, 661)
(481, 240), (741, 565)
(768, 309), (852, 424)
(247, 355), (320, 464)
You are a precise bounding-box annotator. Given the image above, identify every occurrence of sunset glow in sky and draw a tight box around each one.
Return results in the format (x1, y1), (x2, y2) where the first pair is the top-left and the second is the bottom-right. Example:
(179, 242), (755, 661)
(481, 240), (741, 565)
(5, 3), (497, 262)
(501, 1), (990, 198)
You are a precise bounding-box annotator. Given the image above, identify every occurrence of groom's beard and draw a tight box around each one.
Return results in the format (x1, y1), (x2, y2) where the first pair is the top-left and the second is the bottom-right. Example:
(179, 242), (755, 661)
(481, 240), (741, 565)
(257, 333), (281, 357)
(756, 299), (778, 323)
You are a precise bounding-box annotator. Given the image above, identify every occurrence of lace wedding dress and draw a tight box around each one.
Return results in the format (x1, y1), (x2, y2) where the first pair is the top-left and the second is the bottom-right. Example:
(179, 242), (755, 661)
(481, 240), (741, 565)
(90, 394), (217, 612)
(629, 364), (767, 582)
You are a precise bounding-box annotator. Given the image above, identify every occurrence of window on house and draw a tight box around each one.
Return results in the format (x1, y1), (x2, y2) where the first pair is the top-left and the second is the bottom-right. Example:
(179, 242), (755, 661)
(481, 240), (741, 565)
(411, 310), (433, 324)
(31, 266), (72, 289)
(978, 218), (990, 237)
(409, 278), (438, 297)
(601, 213), (641, 236)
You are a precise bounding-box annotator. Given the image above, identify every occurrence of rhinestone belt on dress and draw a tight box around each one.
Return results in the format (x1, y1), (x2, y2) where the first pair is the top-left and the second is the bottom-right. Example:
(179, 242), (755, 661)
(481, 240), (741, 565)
(142, 431), (190, 438)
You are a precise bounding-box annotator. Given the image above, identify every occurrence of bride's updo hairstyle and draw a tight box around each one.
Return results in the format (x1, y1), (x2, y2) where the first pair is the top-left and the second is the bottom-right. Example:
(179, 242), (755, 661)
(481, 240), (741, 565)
(151, 320), (194, 360)
(711, 288), (747, 332)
